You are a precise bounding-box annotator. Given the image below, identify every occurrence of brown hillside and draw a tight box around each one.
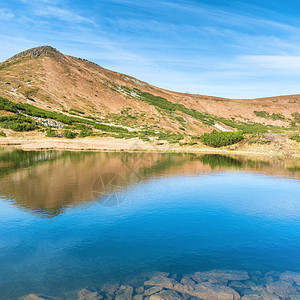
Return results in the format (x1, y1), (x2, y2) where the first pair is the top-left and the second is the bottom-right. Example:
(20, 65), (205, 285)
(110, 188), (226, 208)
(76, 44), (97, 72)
(0, 46), (299, 135)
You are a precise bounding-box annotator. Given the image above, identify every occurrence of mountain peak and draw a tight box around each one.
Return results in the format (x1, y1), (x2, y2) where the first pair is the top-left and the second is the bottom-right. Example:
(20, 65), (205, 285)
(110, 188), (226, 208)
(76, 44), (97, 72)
(5, 45), (61, 62)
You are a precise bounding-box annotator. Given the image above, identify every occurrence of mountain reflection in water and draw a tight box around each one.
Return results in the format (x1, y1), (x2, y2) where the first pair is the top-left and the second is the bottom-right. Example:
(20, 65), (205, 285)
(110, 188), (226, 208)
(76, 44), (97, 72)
(0, 147), (299, 217)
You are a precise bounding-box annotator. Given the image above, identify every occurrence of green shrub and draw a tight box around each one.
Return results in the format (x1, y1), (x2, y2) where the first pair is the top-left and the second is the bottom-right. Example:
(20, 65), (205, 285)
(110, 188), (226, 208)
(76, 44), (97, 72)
(180, 141), (198, 146)
(0, 131), (6, 137)
(63, 130), (78, 139)
(0, 115), (37, 131)
(0, 97), (128, 134)
(210, 115), (278, 133)
(79, 128), (93, 137)
(254, 111), (269, 118)
(74, 124), (90, 130)
(10, 123), (36, 132)
(290, 134), (300, 142)
(248, 140), (271, 145)
(70, 109), (85, 115)
(129, 89), (215, 125)
(200, 130), (244, 147)
(175, 116), (186, 123)
(46, 128), (60, 138)
(292, 112), (300, 123)
(254, 110), (285, 121)
(270, 113), (285, 121)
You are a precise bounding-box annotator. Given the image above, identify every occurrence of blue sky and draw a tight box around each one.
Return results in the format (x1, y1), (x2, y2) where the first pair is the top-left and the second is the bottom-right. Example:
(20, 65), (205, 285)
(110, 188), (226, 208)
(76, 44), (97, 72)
(1, 0), (300, 98)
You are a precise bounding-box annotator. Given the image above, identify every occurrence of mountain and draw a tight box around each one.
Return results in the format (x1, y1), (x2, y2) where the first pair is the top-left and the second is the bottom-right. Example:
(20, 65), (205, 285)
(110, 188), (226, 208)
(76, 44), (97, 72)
(0, 45), (299, 137)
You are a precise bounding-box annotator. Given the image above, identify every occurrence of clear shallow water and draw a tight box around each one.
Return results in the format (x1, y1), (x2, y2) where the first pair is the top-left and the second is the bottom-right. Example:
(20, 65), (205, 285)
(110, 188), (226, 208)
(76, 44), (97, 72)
(0, 148), (299, 299)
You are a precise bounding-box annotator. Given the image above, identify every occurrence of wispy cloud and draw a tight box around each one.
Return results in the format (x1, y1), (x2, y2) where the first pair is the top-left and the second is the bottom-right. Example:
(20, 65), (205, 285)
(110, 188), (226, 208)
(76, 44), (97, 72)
(0, 8), (14, 19)
(161, 1), (300, 33)
(241, 55), (300, 73)
(34, 6), (95, 25)
(19, 0), (60, 4)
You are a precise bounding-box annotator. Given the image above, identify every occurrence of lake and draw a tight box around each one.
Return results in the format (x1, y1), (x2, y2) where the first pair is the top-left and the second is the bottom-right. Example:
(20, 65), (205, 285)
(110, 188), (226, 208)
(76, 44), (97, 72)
(0, 148), (299, 299)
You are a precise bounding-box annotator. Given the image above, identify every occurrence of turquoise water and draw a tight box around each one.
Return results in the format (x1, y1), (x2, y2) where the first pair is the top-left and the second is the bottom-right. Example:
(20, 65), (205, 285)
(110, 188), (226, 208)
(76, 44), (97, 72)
(0, 149), (299, 299)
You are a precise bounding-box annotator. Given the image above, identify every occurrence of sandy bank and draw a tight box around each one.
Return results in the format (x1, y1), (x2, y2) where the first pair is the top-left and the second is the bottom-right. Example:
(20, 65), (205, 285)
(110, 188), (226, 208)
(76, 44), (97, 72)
(0, 136), (299, 158)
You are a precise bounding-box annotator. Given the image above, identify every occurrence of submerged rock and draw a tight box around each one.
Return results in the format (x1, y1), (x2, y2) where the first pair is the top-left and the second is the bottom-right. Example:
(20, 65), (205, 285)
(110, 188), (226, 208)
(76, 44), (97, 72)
(100, 283), (120, 295)
(149, 290), (182, 300)
(144, 271), (170, 279)
(135, 286), (145, 294)
(103, 295), (114, 300)
(280, 271), (300, 285)
(115, 285), (133, 300)
(77, 288), (103, 300)
(229, 280), (257, 289)
(145, 274), (240, 300)
(180, 275), (196, 286)
(240, 290), (280, 300)
(188, 282), (241, 300)
(18, 270), (300, 300)
(144, 275), (183, 291)
(266, 280), (297, 297)
(192, 270), (249, 284)
(144, 286), (163, 296)
(18, 295), (62, 300)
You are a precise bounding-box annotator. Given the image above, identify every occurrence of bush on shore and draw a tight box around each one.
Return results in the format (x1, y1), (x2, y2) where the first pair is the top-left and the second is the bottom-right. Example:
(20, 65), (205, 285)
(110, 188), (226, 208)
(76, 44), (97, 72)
(63, 130), (78, 139)
(200, 130), (244, 148)
(0, 131), (6, 137)
(46, 128), (60, 138)
(79, 128), (93, 137)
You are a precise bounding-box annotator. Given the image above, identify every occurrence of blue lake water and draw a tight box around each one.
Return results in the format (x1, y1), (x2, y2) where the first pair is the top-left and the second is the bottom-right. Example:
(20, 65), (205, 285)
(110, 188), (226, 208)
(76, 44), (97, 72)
(0, 149), (299, 299)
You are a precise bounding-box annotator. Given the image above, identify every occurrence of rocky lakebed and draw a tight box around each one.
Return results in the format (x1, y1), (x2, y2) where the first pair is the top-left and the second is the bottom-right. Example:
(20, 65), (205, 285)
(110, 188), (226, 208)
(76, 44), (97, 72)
(19, 269), (300, 300)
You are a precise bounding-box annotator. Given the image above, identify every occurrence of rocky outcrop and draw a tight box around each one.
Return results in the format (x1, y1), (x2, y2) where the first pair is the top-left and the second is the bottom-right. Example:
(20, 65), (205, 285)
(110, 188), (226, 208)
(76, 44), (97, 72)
(5, 46), (58, 62)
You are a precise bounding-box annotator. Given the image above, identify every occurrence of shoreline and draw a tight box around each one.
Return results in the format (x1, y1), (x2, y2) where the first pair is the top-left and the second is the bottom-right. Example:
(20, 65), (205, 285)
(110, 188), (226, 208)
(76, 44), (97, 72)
(0, 137), (299, 158)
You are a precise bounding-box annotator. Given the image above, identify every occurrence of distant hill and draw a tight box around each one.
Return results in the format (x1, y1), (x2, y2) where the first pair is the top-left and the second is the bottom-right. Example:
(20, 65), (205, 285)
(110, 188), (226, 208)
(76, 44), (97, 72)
(0, 45), (299, 136)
